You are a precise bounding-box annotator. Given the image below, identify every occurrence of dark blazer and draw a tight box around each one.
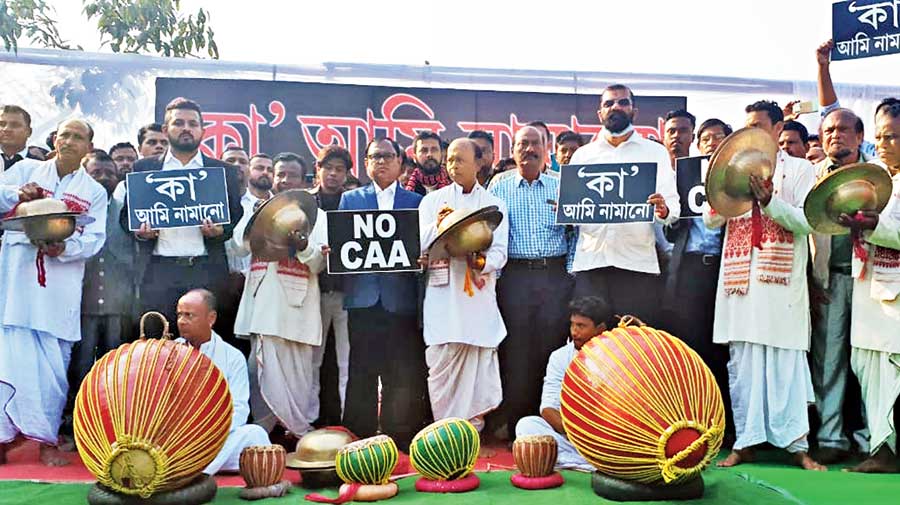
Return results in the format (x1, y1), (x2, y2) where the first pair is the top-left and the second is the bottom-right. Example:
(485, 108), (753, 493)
(338, 183), (422, 315)
(120, 153), (244, 282)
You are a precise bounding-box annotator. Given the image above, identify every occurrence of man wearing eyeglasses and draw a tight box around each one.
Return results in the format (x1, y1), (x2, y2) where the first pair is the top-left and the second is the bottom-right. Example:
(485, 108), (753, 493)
(338, 138), (428, 451)
(567, 84), (680, 327)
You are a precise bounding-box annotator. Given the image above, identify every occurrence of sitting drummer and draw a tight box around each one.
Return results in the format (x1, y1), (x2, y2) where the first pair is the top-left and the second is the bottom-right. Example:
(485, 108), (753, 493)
(175, 289), (270, 474)
(515, 296), (612, 471)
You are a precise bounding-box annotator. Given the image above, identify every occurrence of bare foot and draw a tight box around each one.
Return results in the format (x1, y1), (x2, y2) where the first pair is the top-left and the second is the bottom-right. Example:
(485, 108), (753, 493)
(717, 448), (755, 468)
(793, 451), (827, 471)
(845, 447), (898, 473)
(39, 444), (70, 467)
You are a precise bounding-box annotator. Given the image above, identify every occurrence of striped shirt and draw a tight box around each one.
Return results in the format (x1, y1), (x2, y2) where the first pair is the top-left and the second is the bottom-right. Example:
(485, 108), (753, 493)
(489, 171), (569, 259)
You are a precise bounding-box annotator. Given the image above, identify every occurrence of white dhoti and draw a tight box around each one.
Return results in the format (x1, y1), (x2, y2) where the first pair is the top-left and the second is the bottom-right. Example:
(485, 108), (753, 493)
(728, 342), (815, 452)
(0, 327), (73, 445)
(425, 343), (502, 432)
(204, 423), (272, 475)
(249, 334), (315, 436)
(850, 348), (900, 455)
(515, 416), (593, 472)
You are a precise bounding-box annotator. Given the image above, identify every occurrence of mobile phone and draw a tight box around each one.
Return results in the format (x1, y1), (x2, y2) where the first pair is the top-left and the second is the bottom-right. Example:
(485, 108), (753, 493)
(795, 101), (817, 114)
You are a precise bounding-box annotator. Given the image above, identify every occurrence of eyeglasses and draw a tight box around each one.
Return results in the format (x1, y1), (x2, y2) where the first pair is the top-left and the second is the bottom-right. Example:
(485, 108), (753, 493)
(366, 153), (397, 162)
(699, 132), (727, 144)
(601, 98), (632, 108)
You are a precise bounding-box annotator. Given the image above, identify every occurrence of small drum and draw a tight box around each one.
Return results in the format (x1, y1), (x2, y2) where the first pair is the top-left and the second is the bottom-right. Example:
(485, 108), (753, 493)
(513, 435), (558, 478)
(240, 445), (286, 488)
(336, 435), (398, 486)
(409, 418), (479, 482)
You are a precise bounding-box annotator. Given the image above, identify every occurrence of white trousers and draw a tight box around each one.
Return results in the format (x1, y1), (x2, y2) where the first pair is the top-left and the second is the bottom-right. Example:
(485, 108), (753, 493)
(515, 416), (593, 472)
(203, 423), (271, 475)
(426, 343), (502, 432)
(0, 327), (72, 445)
(248, 334), (315, 436)
(851, 348), (900, 455)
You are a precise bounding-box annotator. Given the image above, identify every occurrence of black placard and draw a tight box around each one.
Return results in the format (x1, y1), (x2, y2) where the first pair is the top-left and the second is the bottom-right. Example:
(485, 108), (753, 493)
(326, 209), (421, 274)
(675, 156), (710, 219)
(556, 163), (656, 225)
(126, 167), (230, 230)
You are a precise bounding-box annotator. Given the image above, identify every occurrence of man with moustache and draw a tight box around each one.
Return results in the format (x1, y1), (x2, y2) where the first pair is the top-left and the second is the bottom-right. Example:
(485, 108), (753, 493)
(69, 150), (136, 404)
(0, 105), (39, 171)
(112, 124), (171, 204)
(662, 118), (734, 443)
(109, 142), (138, 179)
(843, 100), (900, 473)
(779, 121), (811, 160)
(405, 131), (451, 196)
(121, 98), (244, 334)
(490, 126), (575, 440)
(234, 152), (326, 437)
(568, 84), (679, 326)
(710, 100), (823, 471)
(340, 138), (427, 450)
(515, 296), (612, 471)
(808, 107), (878, 465)
(419, 138), (508, 439)
(0, 119), (107, 467)
(663, 109), (695, 165)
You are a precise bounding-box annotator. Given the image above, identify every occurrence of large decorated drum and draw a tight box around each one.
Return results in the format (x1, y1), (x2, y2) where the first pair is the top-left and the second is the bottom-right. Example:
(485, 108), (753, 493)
(560, 323), (725, 486)
(74, 338), (233, 499)
(409, 418), (481, 493)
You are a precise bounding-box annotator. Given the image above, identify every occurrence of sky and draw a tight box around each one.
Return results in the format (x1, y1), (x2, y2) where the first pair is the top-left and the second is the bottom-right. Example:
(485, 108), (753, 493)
(33, 0), (900, 88)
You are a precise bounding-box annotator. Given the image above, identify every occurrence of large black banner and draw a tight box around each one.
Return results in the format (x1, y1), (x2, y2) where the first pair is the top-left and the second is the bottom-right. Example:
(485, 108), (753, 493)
(155, 78), (685, 181)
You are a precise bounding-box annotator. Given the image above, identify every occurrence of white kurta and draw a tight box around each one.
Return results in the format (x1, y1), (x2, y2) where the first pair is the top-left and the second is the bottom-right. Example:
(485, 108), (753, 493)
(849, 172), (900, 454)
(233, 203), (326, 436)
(707, 152), (816, 351)
(704, 152), (817, 452)
(176, 332), (270, 474)
(0, 159), (107, 445)
(419, 183), (508, 429)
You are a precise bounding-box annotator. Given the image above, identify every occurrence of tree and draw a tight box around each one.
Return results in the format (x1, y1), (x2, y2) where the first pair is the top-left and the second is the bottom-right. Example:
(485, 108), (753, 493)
(0, 0), (218, 58)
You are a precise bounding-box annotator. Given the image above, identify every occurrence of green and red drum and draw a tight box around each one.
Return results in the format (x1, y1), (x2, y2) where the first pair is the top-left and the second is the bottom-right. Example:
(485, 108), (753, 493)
(409, 418), (481, 493)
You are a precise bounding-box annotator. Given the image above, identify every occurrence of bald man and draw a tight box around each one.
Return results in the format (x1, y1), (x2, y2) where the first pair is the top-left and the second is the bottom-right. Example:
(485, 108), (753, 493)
(0, 119), (107, 466)
(419, 139), (509, 440)
(489, 127), (575, 440)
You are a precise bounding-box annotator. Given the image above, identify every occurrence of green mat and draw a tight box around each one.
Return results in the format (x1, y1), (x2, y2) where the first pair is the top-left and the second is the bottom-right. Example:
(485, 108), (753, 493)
(5, 463), (889, 505)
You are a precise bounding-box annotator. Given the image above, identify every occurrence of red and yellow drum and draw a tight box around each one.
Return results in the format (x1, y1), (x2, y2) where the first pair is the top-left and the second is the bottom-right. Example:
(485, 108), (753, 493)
(560, 323), (725, 485)
(73, 338), (233, 498)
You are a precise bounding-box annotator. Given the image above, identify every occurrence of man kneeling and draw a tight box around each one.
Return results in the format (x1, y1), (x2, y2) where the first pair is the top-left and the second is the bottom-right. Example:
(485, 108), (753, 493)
(176, 289), (270, 474)
(515, 296), (612, 471)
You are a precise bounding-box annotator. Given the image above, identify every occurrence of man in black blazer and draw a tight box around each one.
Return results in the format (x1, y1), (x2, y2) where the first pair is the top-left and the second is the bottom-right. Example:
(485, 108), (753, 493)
(120, 98), (244, 337)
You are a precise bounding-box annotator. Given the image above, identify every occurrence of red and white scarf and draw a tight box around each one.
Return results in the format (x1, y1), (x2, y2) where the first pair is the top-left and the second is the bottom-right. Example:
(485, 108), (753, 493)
(249, 257), (311, 306)
(722, 210), (794, 296)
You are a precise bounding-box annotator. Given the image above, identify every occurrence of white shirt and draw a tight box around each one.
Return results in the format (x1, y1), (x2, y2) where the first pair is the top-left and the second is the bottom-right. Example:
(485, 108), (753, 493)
(153, 149), (207, 257)
(540, 341), (576, 412)
(374, 181), (397, 210)
(0, 159), (108, 342)
(568, 131), (680, 275)
(419, 183), (509, 347)
(176, 331), (252, 429)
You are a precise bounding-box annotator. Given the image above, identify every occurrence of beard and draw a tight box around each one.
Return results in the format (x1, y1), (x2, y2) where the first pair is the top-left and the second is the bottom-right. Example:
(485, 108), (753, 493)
(603, 110), (633, 134)
(169, 133), (200, 153)
(419, 158), (441, 175)
(250, 176), (273, 191)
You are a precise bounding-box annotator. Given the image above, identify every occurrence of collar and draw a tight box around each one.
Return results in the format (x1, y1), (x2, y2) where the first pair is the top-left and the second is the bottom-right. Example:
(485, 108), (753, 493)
(176, 330), (220, 355)
(602, 127), (639, 147)
(163, 148), (204, 168)
(515, 171), (545, 187)
(452, 182), (482, 196)
(374, 180), (397, 196)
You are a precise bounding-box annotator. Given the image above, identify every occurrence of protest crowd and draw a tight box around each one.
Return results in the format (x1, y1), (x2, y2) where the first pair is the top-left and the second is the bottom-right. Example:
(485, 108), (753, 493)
(3, 38), (900, 479)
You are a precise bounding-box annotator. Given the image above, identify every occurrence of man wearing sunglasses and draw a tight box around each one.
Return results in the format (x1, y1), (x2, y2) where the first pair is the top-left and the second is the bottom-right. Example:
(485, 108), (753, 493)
(568, 84), (680, 327)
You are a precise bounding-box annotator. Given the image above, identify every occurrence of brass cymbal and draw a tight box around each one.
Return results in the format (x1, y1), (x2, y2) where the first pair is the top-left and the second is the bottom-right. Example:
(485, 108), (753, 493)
(804, 162), (892, 235)
(244, 189), (318, 262)
(705, 127), (778, 218)
(286, 428), (353, 470)
(429, 205), (503, 257)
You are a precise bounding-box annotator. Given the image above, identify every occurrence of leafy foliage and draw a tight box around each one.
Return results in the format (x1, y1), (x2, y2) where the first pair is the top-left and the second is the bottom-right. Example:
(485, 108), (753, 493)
(0, 0), (79, 53)
(0, 0), (218, 58)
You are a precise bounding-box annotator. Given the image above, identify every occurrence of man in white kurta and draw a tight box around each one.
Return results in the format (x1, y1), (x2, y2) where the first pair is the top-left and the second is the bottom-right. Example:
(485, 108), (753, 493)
(707, 102), (824, 471)
(174, 289), (270, 474)
(845, 106), (900, 473)
(233, 176), (327, 437)
(0, 119), (107, 466)
(419, 139), (508, 433)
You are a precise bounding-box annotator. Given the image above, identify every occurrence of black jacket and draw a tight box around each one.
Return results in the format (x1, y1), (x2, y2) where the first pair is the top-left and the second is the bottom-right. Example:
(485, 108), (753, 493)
(119, 153), (244, 282)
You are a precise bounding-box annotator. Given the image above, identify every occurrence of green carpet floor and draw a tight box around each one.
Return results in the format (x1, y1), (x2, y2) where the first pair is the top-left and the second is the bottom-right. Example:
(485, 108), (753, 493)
(2, 461), (897, 505)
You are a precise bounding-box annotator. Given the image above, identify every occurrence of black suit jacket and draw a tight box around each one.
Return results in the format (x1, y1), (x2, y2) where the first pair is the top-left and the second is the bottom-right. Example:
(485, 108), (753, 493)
(120, 154), (244, 282)
(662, 219), (692, 313)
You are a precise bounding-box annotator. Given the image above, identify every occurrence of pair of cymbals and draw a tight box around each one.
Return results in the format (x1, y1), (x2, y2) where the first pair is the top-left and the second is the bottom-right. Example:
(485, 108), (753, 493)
(430, 205), (503, 257)
(244, 189), (318, 261)
(804, 162), (892, 235)
(705, 127), (778, 218)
